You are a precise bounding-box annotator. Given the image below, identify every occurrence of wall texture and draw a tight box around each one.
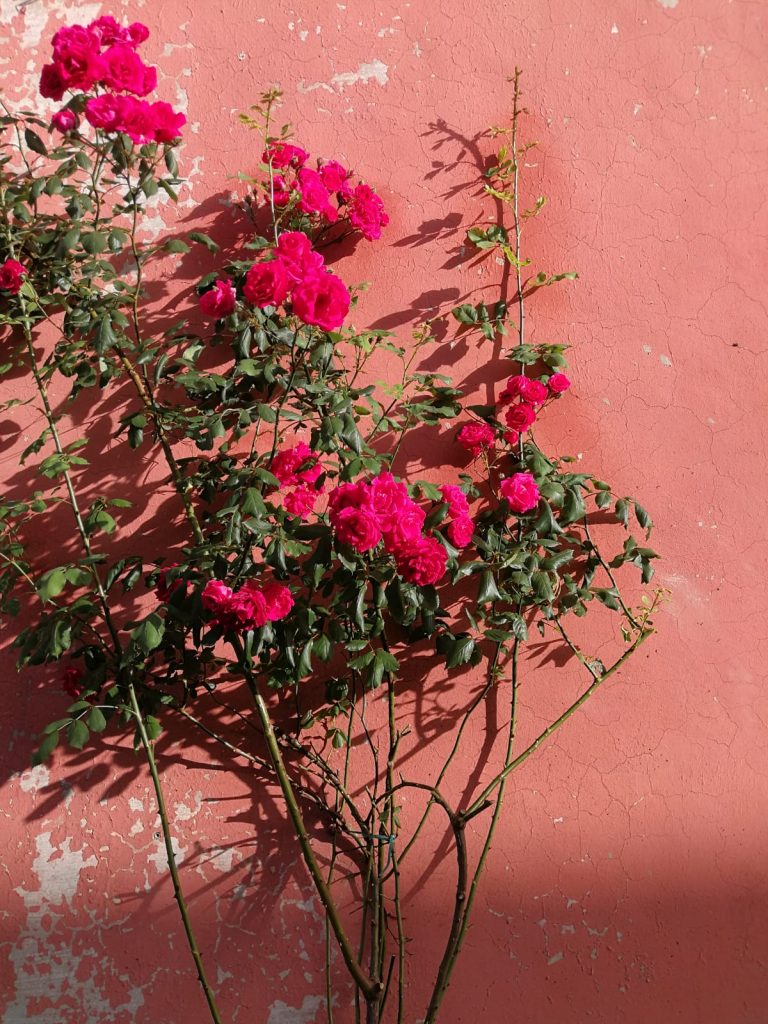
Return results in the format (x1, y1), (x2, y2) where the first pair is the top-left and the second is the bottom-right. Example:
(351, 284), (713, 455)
(1, 1), (766, 1022)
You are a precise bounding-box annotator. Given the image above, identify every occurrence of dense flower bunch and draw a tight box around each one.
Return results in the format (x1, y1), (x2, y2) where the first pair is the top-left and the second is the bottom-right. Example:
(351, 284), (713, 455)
(263, 141), (389, 240)
(39, 15), (185, 144)
(201, 230), (351, 331)
(201, 578), (294, 632)
(326, 471), (472, 586)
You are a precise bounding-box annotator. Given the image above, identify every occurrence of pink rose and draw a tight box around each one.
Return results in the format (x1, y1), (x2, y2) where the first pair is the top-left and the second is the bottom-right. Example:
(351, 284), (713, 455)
(51, 25), (104, 92)
(275, 231), (324, 284)
(272, 442), (322, 488)
(150, 101), (186, 142)
(39, 64), (68, 101)
(447, 516), (474, 549)
(369, 471), (409, 530)
(395, 535), (448, 587)
(347, 183), (389, 241)
(0, 259), (25, 295)
(504, 402), (537, 433)
(51, 108), (77, 133)
(297, 168), (338, 221)
(457, 421), (495, 458)
(500, 472), (540, 514)
(199, 279), (236, 318)
(291, 271), (350, 332)
(87, 16), (123, 46)
(382, 502), (426, 553)
(283, 485), (321, 519)
(85, 93), (126, 132)
(102, 44), (156, 96)
(548, 372), (571, 394)
(502, 374), (548, 405)
(202, 579), (234, 614)
(503, 428), (520, 447)
(440, 484), (469, 517)
(261, 582), (294, 622)
(123, 22), (150, 47)
(243, 259), (290, 308)
(333, 505), (382, 552)
(319, 160), (350, 193)
(62, 666), (85, 699)
(328, 481), (372, 519)
(118, 96), (155, 144)
(263, 142), (309, 169)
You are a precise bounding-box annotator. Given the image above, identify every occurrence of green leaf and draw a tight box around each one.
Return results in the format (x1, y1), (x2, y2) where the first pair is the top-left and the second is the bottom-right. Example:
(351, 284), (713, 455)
(67, 718), (89, 750)
(163, 238), (190, 254)
(531, 571), (554, 603)
(635, 503), (652, 533)
(145, 715), (162, 741)
(37, 568), (66, 603)
(477, 570), (502, 604)
(25, 128), (47, 155)
(375, 649), (399, 674)
(188, 231), (220, 253)
(132, 612), (165, 654)
(615, 498), (630, 528)
(560, 487), (586, 525)
(32, 730), (59, 765)
(446, 635), (476, 669)
(87, 706), (107, 733)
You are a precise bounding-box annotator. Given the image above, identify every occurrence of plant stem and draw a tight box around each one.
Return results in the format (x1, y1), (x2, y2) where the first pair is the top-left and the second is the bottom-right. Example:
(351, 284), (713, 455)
(128, 683), (223, 1023)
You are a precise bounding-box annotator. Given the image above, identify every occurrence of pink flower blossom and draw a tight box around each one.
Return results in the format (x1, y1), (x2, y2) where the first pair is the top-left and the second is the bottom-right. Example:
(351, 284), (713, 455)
(39, 63), (68, 101)
(395, 535), (448, 586)
(243, 259), (290, 308)
(369, 471), (410, 531)
(333, 505), (382, 552)
(0, 259), (25, 295)
(440, 484), (469, 518)
(348, 183), (389, 240)
(271, 442), (323, 488)
(382, 501), (426, 553)
(500, 472), (540, 514)
(199, 279), (236, 318)
(503, 428), (520, 447)
(502, 375), (548, 405)
(155, 564), (187, 602)
(283, 485), (321, 519)
(504, 402), (537, 433)
(457, 421), (495, 458)
(296, 167), (338, 221)
(319, 160), (351, 193)
(263, 142), (309, 169)
(291, 271), (350, 332)
(261, 582), (295, 621)
(328, 482), (373, 518)
(51, 108), (77, 133)
(50, 24), (104, 93)
(447, 516), (474, 549)
(150, 100), (186, 142)
(548, 372), (571, 394)
(275, 231), (324, 284)
(101, 43), (156, 96)
(84, 93), (126, 131)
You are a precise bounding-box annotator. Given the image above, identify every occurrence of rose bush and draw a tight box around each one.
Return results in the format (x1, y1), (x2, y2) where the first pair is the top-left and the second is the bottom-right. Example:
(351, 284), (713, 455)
(0, 21), (660, 1024)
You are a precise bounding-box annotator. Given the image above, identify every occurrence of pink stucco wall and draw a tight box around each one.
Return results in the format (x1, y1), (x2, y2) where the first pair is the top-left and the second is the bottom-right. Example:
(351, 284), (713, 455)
(1, 1), (766, 1022)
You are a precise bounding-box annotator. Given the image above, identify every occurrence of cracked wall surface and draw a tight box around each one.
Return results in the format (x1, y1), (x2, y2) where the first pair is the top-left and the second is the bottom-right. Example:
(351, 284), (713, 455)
(1, 0), (767, 1021)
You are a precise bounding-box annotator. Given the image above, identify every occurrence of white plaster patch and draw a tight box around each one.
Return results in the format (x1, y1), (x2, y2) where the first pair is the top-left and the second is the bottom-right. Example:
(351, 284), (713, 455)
(298, 59), (388, 94)
(267, 995), (324, 1024)
(657, 0), (679, 7)
(659, 354), (672, 366)
(18, 764), (49, 793)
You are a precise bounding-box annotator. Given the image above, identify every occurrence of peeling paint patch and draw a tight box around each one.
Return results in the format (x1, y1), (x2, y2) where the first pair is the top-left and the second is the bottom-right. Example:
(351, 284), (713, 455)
(18, 764), (49, 793)
(267, 995), (324, 1023)
(657, 0), (679, 7)
(298, 59), (389, 94)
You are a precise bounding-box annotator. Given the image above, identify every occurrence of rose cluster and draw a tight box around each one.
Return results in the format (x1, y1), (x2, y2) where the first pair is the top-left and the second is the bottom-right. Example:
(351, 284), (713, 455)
(271, 442), (325, 520)
(201, 231), (351, 332)
(328, 472), (467, 587)
(497, 372), (571, 445)
(263, 142), (389, 241)
(201, 578), (294, 632)
(39, 16), (185, 145)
